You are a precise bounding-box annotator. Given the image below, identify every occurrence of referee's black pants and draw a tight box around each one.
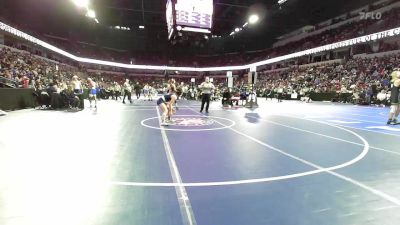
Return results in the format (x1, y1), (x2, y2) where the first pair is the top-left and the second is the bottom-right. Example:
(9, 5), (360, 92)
(200, 93), (211, 112)
(123, 91), (132, 103)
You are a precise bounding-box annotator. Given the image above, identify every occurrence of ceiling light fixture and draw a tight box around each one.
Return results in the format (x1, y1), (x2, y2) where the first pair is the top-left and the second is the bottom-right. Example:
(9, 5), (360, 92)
(86, 9), (96, 18)
(249, 14), (259, 24)
(278, 0), (288, 5)
(72, 0), (89, 8)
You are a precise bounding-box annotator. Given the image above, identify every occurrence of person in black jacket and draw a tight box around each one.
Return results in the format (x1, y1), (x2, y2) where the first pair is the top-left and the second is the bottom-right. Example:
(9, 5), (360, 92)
(222, 88), (232, 106)
(134, 82), (142, 99)
(48, 79), (62, 109)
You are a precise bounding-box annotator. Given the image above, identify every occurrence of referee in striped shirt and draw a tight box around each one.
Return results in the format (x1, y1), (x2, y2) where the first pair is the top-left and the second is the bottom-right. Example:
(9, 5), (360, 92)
(199, 77), (215, 113)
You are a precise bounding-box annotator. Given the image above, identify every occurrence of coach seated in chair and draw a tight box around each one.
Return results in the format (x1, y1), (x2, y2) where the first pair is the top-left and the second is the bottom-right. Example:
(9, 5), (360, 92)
(377, 89), (390, 106)
(231, 91), (240, 106)
(63, 85), (81, 109)
(222, 88), (233, 106)
(33, 79), (50, 109)
(239, 90), (248, 105)
(48, 80), (63, 109)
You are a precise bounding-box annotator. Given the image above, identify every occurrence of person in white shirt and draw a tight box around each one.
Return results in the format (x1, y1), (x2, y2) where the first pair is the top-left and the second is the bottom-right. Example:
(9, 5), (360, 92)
(71, 75), (84, 109)
(143, 84), (151, 101)
(182, 84), (189, 100)
(387, 69), (400, 125)
(277, 84), (284, 103)
(114, 82), (122, 100)
(123, 79), (132, 104)
(87, 78), (97, 108)
(148, 85), (154, 101)
(199, 77), (215, 113)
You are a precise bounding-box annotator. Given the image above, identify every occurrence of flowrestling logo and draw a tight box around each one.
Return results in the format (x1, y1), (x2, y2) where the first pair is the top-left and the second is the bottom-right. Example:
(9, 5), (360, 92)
(359, 12), (382, 20)
(169, 117), (214, 126)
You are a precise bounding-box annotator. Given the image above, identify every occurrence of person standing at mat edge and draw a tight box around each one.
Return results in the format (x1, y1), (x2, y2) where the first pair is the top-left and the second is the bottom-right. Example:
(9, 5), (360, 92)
(123, 79), (133, 104)
(71, 75), (84, 109)
(87, 78), (97, 108)
(199, 77), (215, 113)
(387, 68), (400, 125)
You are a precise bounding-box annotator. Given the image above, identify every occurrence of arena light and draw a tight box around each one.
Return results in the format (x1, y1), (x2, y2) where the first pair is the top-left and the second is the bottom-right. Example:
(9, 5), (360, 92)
(86, 10), (96, 19)
(73, 0), (89, 8)
(139, 25), (145, 29)
(248, 15), (259, 24)
(278, 0), (288, 5)
(234, 28), (240, 32)
(1, 21), (400, 72)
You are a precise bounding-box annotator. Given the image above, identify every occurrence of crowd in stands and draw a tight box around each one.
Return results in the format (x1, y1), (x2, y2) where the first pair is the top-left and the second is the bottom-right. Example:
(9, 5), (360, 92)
(4, 1), (399, 68)
(257, 53), (400, 105)
(0, 47), (77, 88)
(0, 46), (230, 109)
(248, 5), (400, 63)
(2, 39), (400, 107)
(2, 1), (400, 110)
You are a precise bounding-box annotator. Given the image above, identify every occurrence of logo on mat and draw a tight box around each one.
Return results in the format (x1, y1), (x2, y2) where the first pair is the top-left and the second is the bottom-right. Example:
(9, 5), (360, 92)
(169, 117), (214, 126)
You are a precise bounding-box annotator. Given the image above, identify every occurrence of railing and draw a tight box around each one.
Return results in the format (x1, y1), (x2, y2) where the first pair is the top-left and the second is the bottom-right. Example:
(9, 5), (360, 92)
(353, 49), (400, 59)
(0, 76), (18, 88)
(273, 1), (400, 48)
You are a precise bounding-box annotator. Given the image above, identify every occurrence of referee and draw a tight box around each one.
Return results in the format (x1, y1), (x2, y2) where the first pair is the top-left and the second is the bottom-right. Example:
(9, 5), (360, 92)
(122, 79), (133, 104)
(199, 77), (215, 113)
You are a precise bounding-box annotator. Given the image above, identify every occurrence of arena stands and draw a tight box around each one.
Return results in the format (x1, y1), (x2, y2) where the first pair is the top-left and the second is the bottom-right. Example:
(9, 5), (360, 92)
(2, 1), (399, 68)
(1, 0), (400, 111)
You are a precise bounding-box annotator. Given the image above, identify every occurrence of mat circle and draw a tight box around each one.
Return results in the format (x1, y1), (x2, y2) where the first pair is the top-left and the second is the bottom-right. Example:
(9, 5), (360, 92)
(141, 115), (236, 131)
(117, 115), (369, 187)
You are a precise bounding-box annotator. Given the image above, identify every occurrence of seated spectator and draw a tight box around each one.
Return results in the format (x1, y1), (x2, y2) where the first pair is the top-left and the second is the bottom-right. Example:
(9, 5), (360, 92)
(222, 88), (233, 106)
(63, 85), (80, 109)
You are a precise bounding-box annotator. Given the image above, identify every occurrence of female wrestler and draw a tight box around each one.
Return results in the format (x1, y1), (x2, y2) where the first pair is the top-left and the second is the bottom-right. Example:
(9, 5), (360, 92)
(157, 84), (177, 126)
(87, 78), (97, 108)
